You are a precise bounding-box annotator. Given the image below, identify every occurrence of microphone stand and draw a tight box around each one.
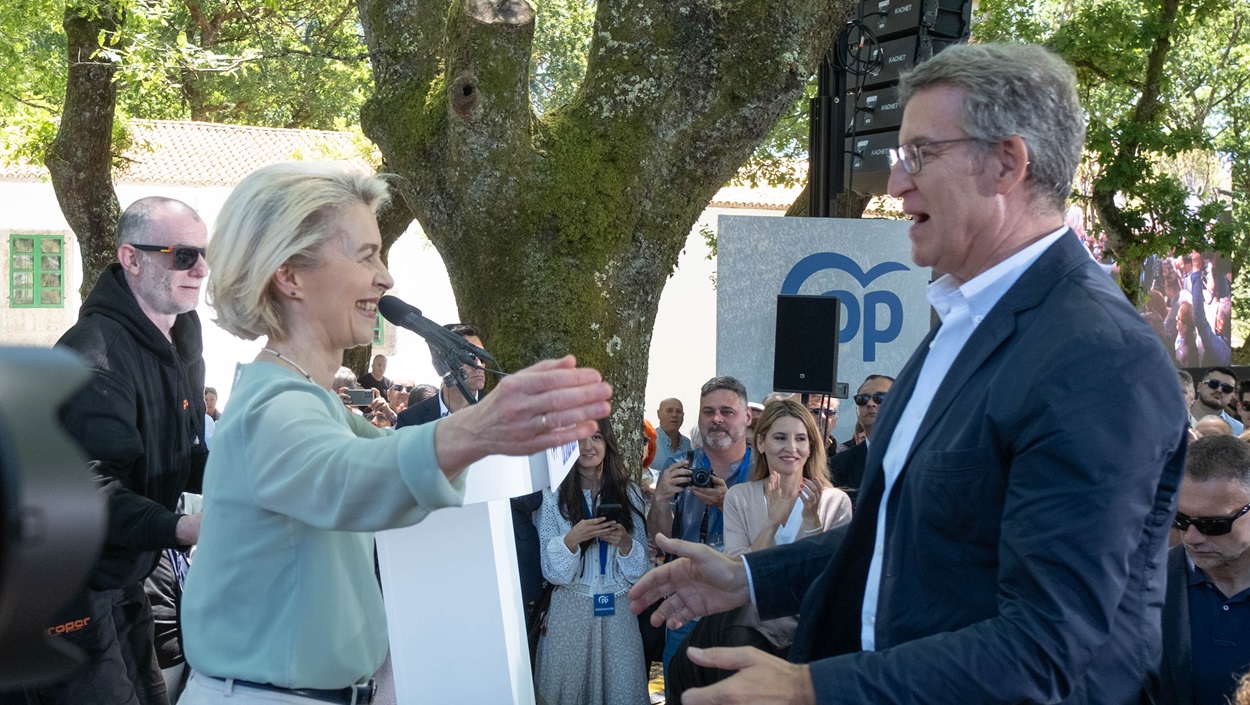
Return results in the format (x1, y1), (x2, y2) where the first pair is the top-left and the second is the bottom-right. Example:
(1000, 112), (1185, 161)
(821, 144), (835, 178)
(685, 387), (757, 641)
(431, 347), (479, 406)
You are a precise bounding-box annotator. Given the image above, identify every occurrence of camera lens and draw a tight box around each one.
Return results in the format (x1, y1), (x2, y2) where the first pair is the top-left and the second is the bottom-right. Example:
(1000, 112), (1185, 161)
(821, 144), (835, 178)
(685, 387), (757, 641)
(691, 468), (712, 488)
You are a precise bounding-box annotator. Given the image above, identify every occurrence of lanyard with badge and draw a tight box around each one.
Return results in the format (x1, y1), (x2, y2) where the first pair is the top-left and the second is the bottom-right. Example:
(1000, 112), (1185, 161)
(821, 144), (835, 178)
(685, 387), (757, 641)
(583, 495), (615, 617)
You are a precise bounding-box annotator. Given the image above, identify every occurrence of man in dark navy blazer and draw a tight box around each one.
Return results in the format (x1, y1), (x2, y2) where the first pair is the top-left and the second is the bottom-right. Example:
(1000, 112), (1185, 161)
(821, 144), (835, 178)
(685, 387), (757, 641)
(630, 42), (1188, 704)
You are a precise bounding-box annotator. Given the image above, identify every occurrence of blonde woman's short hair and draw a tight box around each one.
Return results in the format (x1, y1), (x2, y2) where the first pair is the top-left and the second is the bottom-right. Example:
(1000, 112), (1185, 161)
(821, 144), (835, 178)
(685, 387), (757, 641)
(207, 162), (390, 340)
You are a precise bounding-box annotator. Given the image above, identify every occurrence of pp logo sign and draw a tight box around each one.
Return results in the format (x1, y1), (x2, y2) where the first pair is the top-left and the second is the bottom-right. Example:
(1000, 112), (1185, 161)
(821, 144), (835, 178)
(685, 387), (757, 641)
(780, 253), (910, 362)
(593, 592), (615, 616)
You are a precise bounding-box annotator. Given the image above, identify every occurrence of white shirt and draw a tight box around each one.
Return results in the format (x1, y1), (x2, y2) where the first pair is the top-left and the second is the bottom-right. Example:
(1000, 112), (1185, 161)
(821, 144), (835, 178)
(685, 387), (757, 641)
(859, 227), (1066, 650)
(437, 386), (479, 418)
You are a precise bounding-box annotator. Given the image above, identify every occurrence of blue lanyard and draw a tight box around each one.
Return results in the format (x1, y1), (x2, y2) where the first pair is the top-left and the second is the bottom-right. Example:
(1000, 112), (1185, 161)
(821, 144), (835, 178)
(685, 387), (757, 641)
(582, 495), (609, 575)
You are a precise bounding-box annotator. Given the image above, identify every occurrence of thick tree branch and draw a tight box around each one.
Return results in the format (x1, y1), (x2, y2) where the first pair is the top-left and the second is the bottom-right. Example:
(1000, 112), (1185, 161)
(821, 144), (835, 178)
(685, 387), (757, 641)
(357, 0), (447, 90)
(1094, 0), (1180, 261)
(1, 90), (57, 114)
(46, 0), (123, 298)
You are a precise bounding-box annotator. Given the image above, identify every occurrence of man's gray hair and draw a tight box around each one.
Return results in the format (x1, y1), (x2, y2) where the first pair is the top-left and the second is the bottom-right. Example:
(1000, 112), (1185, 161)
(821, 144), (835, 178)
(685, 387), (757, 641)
(333, 367), (358, 392)
(116, 197), (202, 248)
(897, 43), (1085, 211)
(1185, 434), (1250, 486)
(701, 376), (748, 404)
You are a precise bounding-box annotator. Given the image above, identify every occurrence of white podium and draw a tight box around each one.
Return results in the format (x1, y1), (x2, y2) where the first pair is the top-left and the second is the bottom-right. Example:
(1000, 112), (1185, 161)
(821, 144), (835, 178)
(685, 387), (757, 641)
(375, 450), (571, 704)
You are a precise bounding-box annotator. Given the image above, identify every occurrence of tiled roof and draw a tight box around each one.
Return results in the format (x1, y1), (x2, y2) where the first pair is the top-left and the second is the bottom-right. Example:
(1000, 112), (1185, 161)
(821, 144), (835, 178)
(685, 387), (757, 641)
(710, 181), (803, 211)
(1, 119), (801, 209)
(1, 119), (376, 186)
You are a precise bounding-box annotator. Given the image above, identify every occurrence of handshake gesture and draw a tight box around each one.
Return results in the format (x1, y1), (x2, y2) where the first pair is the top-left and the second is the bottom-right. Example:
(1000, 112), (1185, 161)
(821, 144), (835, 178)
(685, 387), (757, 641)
(628, 535), (816, 705)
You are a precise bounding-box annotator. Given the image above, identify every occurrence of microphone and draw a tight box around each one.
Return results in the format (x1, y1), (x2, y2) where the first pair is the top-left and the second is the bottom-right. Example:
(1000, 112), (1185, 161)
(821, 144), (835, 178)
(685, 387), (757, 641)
(376, 296), (495, 371)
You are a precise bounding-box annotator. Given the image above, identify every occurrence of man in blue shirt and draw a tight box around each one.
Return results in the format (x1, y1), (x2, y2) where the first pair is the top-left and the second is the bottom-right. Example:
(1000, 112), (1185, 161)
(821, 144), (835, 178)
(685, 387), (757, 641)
(646, 376), (752, 686)
(1161, 434), (1250, 705)
(651, 397), (692, 470)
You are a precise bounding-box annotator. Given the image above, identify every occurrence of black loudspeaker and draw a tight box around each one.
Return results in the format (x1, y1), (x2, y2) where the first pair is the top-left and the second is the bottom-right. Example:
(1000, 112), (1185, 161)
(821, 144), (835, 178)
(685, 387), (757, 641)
(845, 130), (897, 198)
(773, 295), (841, 395)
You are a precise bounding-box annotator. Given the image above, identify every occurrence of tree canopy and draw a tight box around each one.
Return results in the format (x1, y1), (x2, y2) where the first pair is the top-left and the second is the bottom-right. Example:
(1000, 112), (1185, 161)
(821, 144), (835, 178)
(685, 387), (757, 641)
(978, 0), (1248, 354)
(6, 0), (1248, 432)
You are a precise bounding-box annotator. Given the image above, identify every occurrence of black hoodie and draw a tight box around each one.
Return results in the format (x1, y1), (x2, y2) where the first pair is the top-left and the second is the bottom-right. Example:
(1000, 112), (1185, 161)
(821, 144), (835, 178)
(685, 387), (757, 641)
(57, 263), (208, 590)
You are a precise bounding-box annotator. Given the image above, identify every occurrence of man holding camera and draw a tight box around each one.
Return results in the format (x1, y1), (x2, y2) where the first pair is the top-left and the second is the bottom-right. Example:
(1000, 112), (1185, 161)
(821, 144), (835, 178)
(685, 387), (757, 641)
(646, 376), (753, 683)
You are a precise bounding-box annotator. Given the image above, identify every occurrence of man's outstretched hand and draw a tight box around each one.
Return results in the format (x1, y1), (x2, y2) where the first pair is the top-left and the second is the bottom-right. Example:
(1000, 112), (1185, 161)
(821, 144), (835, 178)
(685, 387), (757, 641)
(627, 534), (751, 629)
(682, 647), (816, 705)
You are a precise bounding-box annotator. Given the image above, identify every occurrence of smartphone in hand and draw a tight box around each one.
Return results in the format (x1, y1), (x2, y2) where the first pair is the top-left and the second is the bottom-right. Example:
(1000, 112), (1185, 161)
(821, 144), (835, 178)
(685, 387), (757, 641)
(345, 388), (374, 406)
(595, 502), (625, 524)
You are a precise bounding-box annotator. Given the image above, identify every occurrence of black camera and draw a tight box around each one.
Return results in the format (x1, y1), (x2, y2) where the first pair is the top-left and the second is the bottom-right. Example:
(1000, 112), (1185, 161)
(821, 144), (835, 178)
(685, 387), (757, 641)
(684, 450), (713, 488)
(690, 467), (713, 488)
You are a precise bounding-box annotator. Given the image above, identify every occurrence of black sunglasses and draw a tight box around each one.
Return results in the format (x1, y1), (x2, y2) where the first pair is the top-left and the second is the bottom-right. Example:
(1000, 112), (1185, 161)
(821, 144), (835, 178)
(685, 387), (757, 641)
(391, 384), (415, 393)
(131, 244), (206, 271)
(853, 392), (888, 406)
(1203, 379), (1235, 394)
(1173, 503), (1250, 536)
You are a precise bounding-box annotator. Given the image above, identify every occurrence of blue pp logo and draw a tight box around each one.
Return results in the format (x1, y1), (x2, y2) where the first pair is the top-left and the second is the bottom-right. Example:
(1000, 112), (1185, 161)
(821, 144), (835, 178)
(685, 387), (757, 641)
(781, 253), (910, 362)
(593, 593), (615, 617)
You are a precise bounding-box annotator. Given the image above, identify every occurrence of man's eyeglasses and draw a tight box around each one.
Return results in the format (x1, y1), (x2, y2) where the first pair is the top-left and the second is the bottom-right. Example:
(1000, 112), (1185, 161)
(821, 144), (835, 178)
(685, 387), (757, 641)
(1203, 379), (1235, 394)
(888, 137), (984, 175)
(853, 392), (888, 406)
(391, 384), (415, 393)
(1173, 503), (1250, 536)
(131, 244), (206, 271)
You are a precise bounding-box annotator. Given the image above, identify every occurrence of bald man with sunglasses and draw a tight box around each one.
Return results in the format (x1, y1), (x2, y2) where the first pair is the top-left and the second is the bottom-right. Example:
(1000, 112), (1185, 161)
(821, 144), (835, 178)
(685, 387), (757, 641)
(1162, 435), (1250, 705)
(32, 197), (210, 705)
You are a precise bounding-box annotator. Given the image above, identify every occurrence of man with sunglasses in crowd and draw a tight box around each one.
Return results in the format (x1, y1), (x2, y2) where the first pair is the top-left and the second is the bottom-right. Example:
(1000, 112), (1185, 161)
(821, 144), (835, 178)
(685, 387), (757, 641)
(30, 198), (210, 705)
(1192, 367), (1244, 436)
(630, 43), (1186, 704)
(1161, 434), (1250, 704)
(828, 375), (893, 508)
(386, 376), (417, 413)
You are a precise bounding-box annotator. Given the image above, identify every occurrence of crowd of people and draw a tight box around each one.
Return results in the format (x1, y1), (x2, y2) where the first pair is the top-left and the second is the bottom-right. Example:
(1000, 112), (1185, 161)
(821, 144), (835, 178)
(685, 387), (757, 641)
(1138, 250), (1236, 368)
(10, 39), (1250, 705)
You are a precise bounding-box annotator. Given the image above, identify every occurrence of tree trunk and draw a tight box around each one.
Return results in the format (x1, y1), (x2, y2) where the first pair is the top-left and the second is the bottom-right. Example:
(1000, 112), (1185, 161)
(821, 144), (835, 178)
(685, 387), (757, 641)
(358, 0), (851, 461)
(46, 0), (124, 298)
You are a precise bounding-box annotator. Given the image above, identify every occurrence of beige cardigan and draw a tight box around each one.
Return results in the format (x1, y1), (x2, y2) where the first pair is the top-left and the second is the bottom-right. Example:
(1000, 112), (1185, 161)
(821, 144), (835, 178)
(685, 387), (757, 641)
(722, 479), (852, 557)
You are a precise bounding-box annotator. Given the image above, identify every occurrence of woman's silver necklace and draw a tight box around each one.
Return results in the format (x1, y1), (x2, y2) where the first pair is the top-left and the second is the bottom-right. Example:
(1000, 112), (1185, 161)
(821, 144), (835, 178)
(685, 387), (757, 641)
(261, 348), (314, 383)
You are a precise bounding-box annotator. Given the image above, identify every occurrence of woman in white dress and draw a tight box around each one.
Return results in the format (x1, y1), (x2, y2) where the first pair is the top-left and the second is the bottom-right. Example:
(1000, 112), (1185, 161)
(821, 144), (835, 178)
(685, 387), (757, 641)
(536, 418), (650, 705)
